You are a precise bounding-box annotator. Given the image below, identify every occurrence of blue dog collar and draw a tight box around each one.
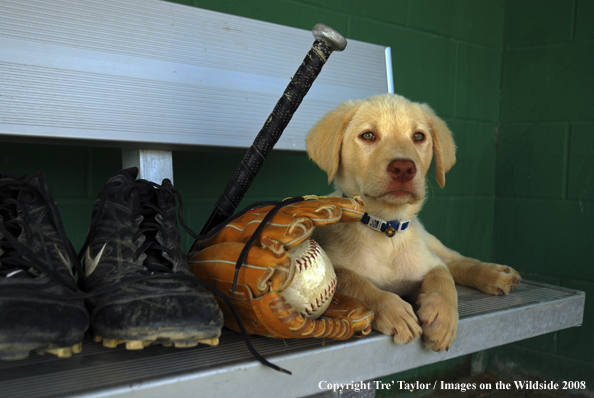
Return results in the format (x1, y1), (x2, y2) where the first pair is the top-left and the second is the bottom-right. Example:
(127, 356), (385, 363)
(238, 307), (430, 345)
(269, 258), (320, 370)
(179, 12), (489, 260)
(342, 193), (411, 238)
(361, 213), (411, 237)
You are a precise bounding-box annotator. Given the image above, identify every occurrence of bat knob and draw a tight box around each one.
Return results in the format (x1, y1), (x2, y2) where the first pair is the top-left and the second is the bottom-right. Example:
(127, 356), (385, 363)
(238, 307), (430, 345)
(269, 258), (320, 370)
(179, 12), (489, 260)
(312, 23), (347, 52)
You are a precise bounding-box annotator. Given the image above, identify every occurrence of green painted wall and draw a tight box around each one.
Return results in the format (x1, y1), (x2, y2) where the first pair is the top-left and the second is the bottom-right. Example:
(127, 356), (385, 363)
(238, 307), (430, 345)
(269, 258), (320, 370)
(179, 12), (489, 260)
(484, 0), (594, 388)
(1, 0), (592, 392)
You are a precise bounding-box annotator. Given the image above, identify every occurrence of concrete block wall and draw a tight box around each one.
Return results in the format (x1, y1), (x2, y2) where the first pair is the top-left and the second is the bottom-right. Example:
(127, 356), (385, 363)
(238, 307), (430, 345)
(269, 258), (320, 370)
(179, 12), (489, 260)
(485, 0), (594, 387)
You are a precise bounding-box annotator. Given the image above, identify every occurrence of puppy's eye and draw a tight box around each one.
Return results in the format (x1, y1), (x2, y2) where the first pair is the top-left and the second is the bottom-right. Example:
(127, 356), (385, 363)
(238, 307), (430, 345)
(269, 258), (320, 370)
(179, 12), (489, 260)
(413, 132), (425, 142)
(360, 132), (376, 141)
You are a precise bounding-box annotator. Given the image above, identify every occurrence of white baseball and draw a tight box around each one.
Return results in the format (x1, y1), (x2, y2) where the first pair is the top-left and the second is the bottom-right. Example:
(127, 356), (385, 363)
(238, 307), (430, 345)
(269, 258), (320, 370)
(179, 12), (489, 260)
(282, 239), (337, 319)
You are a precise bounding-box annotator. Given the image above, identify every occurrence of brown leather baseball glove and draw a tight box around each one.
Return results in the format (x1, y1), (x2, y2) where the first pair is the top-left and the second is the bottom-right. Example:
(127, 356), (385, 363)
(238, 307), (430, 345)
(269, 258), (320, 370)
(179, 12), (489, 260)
(188, 196), (374, 340)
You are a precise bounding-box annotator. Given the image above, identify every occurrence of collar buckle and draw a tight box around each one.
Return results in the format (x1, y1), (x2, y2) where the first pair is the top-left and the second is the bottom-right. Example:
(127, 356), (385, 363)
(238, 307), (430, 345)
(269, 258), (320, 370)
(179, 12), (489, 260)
(341, 193), (411, 237)
(360, 213), (411, 238)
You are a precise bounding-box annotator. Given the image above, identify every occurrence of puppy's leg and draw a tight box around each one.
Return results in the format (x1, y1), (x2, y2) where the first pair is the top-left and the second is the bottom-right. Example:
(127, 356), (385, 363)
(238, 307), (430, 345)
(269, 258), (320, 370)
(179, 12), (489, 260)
(426, 233), (521, 295)
(414, 266), (458, 352)
(335, 268), (422, 344)
(447, 260), (521, 296)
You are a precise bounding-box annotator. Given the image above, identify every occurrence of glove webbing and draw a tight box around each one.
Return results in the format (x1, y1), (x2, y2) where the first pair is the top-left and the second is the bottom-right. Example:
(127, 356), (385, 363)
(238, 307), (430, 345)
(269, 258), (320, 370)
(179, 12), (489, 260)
(231, 196), (306, 292)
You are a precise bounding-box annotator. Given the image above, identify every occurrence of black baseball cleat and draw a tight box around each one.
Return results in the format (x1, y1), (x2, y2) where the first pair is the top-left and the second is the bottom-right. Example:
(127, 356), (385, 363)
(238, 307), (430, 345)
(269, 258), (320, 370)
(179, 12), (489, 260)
(80, 168), (223, 350)
(0, 171), (89, 360)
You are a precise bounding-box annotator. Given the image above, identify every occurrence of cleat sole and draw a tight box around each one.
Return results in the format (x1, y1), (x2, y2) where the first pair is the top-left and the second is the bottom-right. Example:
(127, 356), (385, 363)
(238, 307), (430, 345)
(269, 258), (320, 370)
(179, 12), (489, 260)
(94, 334), (220, 350)
(1, 342), (83, 361)
(0, 351), (30, 360)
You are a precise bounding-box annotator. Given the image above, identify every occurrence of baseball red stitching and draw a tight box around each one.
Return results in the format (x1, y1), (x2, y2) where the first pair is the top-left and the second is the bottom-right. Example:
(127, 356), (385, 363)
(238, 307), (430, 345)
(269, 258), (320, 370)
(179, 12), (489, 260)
(295, 240), (322, 273)
(303, 276), (337, 317)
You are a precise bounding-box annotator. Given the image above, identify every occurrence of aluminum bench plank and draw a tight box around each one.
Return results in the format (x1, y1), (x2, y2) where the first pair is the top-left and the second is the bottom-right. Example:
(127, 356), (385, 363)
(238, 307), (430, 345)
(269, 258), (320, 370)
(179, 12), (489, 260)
(0, 0), (391, 152)
(0, 281), (584, 398)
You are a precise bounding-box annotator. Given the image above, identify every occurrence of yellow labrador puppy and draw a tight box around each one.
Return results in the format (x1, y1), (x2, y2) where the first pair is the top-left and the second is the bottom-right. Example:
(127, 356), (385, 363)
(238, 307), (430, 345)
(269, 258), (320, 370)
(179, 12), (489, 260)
(306, 93), (520, 352)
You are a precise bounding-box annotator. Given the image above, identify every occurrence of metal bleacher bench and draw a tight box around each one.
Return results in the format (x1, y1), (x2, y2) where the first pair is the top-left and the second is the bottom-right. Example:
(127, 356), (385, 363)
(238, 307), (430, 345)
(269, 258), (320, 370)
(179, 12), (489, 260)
(0, 1), (585, 397)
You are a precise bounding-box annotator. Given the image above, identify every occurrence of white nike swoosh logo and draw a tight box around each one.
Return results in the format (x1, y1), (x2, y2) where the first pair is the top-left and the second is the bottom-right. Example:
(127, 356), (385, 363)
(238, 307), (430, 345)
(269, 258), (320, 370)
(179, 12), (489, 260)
(85, 243), (107, 277)
(54, 243), (73, 276)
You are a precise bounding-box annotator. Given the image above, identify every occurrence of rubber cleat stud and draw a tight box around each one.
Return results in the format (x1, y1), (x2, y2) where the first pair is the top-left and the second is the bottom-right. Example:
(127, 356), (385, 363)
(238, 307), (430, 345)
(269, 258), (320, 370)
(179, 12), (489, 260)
(102, 338), (121, 348)
(174, 340), (199, 348)
(45, 347), (73, 358)
(198, 337), (219, 346)
(125, 340), (145, 350)
(72, 343), (83, 354)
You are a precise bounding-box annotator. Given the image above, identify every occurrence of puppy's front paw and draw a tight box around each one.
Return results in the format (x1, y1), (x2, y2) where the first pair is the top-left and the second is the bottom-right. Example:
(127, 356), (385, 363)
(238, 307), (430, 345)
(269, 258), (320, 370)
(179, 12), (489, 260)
(372, 291), (422, 345)
(416, 290), (458, 352)
(476, 263), (521, 295)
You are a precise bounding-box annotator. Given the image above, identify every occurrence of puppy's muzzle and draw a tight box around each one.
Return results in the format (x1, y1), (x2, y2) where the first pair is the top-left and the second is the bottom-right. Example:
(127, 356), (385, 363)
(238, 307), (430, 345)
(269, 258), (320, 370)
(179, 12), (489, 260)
(387, 159), (416, 183)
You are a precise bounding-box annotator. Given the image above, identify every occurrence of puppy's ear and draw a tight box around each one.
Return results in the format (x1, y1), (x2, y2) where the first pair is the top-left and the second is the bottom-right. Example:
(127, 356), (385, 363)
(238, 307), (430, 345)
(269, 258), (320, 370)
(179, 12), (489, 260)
(306, 101), (360, 184)
(420, 104), (456, 188)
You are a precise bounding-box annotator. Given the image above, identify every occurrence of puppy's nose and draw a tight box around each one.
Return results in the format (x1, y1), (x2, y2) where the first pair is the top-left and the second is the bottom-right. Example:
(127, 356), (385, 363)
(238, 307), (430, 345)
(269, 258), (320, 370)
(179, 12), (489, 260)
(387, 159), (416, 182)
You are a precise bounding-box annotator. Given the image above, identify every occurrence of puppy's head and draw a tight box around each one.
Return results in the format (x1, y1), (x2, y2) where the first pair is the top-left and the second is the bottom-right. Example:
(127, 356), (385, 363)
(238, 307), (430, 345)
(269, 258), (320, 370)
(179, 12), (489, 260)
(306, 94), (456, 216)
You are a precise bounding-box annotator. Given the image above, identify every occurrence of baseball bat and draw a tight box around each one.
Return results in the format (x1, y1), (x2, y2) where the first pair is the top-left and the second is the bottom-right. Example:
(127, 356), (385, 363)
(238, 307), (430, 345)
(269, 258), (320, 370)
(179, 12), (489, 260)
(200, 23), (347, 234)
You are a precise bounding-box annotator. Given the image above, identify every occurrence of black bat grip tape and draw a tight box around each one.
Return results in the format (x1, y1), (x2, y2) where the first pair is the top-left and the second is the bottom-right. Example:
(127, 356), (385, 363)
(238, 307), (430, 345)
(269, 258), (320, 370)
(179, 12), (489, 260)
(212, 40), (336, 221)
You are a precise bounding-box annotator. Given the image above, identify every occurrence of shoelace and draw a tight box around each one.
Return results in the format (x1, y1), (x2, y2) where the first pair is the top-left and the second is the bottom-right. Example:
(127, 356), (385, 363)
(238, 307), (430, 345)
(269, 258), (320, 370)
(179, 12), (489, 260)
(128, 181), (175, 271)
(77, 178), (177, 278)
(75, 176), (299, 375)
(0, 208), (32, 279)
(0, 173), (82, 294)
(0, 220), (40, 279)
